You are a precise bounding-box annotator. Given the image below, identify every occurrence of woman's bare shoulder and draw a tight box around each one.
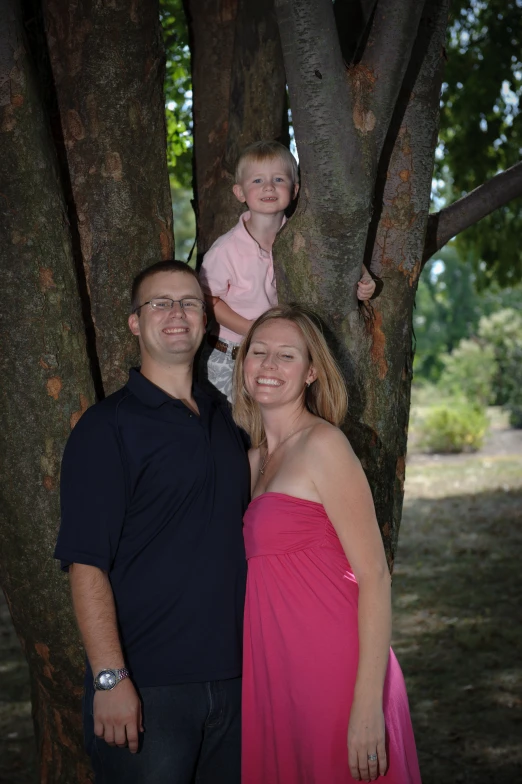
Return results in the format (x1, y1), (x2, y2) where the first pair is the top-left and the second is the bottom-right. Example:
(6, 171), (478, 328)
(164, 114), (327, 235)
(305, 420), (358, 463)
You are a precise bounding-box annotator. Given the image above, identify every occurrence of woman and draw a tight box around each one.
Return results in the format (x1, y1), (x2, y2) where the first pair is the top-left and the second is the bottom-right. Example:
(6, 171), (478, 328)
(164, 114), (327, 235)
(233, 306), (421, 784)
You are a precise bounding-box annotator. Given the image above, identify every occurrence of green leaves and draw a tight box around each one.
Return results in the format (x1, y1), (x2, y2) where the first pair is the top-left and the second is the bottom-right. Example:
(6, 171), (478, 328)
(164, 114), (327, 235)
(438, 0), (522, 283)
(161, 0), (193, 189)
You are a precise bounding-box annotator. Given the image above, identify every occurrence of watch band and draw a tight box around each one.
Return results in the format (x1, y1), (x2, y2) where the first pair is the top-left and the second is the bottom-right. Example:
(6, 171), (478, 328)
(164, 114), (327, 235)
(93, 667), (130, 691)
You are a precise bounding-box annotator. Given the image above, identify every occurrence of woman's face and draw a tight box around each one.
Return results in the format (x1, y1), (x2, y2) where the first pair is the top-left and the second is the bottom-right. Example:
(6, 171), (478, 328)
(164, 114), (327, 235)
(243, 319), (317, 407)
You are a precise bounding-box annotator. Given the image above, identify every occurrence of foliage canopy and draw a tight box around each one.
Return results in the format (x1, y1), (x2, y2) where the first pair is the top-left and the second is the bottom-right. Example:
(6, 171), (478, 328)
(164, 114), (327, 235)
(437, 0), (522, 285)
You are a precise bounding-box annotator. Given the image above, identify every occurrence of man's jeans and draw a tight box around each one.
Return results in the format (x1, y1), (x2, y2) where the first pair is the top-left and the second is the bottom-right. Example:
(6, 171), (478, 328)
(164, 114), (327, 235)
(83, 678), (242, 784)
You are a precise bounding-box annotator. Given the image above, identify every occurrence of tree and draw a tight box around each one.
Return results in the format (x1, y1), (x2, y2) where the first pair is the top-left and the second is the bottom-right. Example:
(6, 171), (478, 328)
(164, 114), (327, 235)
(1, 0), (522, 778)
(1, 0), (172, 779)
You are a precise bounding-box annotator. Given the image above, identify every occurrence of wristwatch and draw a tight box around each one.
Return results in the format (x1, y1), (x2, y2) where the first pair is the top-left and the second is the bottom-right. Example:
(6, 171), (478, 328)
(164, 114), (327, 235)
(93, 667), (130, 691)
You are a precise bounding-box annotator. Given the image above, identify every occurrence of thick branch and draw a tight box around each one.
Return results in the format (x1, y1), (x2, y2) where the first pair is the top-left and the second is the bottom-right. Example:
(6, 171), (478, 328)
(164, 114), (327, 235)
(423, 160), (522, 265)
(353, 0), (427, 168)
(275, 0), (367, 211)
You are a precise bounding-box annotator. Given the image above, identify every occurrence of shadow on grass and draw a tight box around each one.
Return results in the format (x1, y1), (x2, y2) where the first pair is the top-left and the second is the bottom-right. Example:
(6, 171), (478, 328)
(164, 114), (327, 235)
(393, 488), (522, 784)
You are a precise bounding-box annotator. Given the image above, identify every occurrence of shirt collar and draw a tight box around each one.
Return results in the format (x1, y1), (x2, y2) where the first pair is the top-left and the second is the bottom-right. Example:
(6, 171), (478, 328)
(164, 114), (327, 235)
(236, 211), (287, 256)
(126, 368), (172, 408)
(126, 368), (215, 414)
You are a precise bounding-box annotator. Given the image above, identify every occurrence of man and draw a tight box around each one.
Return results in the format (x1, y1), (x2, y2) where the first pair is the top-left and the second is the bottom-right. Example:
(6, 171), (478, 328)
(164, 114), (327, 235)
(55, 260), (249, 783)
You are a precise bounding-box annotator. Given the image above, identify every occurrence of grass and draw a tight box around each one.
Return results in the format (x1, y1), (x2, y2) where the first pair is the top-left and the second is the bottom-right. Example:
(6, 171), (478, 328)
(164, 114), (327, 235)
(393, 453), (522, 784)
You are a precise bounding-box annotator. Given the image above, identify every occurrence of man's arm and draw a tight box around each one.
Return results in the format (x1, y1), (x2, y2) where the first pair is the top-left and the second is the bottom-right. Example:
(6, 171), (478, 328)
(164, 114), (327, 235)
(69, 563), (143, 753)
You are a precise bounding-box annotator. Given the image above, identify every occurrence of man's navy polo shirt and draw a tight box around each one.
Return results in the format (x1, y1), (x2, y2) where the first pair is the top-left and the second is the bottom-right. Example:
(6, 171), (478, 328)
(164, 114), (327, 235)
(55, 369), (249, 687)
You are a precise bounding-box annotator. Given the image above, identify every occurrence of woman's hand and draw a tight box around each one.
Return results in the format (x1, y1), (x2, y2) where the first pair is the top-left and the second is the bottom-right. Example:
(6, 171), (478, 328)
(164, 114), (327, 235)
(348, 698), (387, 781)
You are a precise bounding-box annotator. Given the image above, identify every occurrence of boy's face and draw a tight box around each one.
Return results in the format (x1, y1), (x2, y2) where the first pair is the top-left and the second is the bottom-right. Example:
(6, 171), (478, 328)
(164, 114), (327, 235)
(233, 156), (298, 217)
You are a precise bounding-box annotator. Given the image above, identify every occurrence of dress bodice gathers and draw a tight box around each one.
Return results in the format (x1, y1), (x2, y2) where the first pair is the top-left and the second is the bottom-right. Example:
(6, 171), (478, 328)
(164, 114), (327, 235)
(244, 492), (345, 559)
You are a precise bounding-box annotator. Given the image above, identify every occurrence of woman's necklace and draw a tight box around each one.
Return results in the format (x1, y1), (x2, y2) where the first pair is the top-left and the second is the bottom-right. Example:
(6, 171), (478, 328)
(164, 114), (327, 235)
(259, 429), (296, 475)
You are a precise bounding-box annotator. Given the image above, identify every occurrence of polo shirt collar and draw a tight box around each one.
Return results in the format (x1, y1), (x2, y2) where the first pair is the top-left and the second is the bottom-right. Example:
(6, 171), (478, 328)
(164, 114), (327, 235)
(236, 211), (287, 256)
(126, 368), (215, 413)
(126, 368), (172, 408)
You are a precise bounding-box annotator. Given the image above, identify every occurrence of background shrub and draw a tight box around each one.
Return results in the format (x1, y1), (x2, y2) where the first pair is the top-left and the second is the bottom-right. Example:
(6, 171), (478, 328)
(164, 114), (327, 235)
(478, 308), (522, 407)
(437, 340), (495, 406)
(420, 403), (489, 454)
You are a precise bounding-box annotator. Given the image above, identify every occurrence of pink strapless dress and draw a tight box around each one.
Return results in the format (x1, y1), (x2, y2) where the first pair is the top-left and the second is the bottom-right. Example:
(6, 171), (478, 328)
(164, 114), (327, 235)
(242, 492), (421, 784)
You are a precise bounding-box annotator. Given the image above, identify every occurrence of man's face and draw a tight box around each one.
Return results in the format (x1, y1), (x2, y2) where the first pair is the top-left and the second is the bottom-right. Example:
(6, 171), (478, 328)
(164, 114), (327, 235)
(128, 271), (206, 366)
(233, 156), (298, 216)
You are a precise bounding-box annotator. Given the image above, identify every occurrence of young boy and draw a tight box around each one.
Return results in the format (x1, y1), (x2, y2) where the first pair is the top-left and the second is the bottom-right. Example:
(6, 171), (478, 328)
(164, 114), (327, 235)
(199, 141), (377, 401)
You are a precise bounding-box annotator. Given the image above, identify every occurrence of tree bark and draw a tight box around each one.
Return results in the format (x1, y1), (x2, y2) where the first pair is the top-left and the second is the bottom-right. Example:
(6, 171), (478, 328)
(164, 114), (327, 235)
(43, 0), (174, 394)
(0, 1), (95, 780)
(186, 0), (286, 256)
(274, 0), (450, 564)
(273, 0), (424, 333)
(357, 0), (451, 562)
(423, 160), (522, 264)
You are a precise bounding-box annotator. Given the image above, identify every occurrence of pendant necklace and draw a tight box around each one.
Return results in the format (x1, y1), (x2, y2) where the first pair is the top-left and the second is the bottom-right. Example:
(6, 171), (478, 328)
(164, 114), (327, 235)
(259, 429), (296, 475)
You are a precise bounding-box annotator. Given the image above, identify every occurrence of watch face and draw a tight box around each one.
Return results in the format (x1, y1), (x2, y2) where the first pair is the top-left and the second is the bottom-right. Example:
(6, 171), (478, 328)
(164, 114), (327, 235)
(97, 670), (117, 690)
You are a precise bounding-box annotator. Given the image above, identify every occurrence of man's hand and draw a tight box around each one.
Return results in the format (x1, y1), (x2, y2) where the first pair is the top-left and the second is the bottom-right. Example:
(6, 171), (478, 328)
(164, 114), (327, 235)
(93, 679), (144, 753)
(357, 275), (377, 301)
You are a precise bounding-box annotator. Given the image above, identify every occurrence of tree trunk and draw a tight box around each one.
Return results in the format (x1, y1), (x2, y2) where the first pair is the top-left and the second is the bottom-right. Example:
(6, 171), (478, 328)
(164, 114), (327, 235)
(186, 0), (286, 256)
(272, 0), (424, 328)
(357, 0), (451, 562)
(43, 0), (174, 394)
(273, 0), (449, 564)
(0, 1), (95, 780)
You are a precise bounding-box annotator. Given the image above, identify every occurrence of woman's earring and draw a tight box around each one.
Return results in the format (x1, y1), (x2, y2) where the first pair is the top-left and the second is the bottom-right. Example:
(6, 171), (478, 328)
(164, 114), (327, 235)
(306, 381), (311, 388)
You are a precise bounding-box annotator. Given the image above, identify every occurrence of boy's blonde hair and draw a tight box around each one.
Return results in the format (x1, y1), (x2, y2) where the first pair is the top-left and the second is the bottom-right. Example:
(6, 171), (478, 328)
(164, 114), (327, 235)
(232, 305), (348, 448)
(235, 141), (299, 186)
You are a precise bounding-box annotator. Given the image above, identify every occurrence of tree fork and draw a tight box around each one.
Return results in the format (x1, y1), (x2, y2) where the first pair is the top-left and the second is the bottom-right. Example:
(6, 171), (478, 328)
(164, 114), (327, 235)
(273, 0), (370, 334)
(273, 0), (425, 326)
(0, 1), (95, 779)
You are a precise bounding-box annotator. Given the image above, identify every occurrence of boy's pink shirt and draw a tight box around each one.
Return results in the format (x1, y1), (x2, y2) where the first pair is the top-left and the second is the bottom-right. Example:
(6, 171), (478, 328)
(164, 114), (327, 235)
(199, 211), (284, 343)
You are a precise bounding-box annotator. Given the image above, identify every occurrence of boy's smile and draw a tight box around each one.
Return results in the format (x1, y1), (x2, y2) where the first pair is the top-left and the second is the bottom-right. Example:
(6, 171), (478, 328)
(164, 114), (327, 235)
(233, 157), (299, 217)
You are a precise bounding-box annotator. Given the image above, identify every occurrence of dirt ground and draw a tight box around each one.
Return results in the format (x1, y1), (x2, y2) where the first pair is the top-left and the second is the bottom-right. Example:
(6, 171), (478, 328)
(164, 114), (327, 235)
(1, 412), (521, 783)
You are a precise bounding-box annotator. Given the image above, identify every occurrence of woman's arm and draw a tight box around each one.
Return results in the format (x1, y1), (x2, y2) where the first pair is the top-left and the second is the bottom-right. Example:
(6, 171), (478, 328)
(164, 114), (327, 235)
(309, 425), (391, 781)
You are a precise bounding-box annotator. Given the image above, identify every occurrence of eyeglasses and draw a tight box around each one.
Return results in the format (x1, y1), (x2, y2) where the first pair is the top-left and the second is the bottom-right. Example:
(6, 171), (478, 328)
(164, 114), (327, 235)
(132, 297), (206, 314)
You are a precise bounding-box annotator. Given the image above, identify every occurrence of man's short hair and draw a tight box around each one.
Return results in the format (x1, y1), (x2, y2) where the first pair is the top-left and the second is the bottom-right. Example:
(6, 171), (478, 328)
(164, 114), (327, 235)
(235, 141), (298, 185)
(131, 260), (200, 313)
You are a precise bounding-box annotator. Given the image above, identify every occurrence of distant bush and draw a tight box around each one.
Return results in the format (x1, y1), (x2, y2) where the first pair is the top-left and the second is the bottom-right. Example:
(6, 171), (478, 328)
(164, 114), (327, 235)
(420, 403), (489, 453)
(437, 340), (496, 406)
(509, 407), (522, 429)
(478, 309), (522, 407)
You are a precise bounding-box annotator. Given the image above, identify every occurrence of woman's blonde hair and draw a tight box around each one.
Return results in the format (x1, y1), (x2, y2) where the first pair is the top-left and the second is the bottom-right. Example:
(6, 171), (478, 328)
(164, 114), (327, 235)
(232, 305), (348, 447)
